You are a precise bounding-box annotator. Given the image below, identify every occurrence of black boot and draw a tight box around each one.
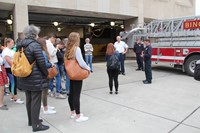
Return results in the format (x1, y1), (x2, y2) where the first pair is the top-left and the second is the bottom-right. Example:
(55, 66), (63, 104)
(32, 123), (49, 132)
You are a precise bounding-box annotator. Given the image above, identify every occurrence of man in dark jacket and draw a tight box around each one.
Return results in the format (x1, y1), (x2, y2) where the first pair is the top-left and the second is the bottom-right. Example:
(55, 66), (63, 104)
(133, 38), (144, 71)
(17, 25), (49, 132)
(141, 38), (152, 84)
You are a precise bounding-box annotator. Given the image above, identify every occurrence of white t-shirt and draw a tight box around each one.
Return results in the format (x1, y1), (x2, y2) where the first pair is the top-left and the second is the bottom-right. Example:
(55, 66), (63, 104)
(2, 47), (15, 68)
(46, 40), (58, 64)
(114, 41), (128, 53)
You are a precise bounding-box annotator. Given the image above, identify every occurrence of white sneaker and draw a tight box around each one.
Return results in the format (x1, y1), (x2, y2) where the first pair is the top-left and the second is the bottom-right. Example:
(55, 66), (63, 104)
(75, 114), (89, 122)
(56, 94), (66, 99)
(70, 113), (76, 119)
(14, 99), (24, 104)
(49, 92), (55, 97)
(43, 109), (56, 115)
(41, 105), (55, 110)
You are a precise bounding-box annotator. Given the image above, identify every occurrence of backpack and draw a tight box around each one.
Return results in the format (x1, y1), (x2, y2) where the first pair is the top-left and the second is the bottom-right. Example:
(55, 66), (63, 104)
(11, 47), (35, 77)
(107, 54), (120, 70)
(56, 49), (64, 64)
(194, 61), (200, 81)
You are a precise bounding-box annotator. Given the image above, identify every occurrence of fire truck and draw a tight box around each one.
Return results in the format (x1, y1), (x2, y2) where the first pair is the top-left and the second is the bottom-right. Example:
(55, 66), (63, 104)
(121, 16), (200, 76)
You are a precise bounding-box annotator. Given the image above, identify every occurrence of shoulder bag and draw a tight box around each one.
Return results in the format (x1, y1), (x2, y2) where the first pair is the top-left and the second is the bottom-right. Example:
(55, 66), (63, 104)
(47, 65), (58, 79)
(64, 59), (90, 80)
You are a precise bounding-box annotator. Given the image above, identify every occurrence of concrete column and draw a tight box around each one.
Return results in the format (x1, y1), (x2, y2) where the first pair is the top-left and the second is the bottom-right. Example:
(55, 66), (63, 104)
(124, 18), (138, 31)
(124, 0), (144, 31)
(13, 1), (29, 41)
(138, 0), (144, 26)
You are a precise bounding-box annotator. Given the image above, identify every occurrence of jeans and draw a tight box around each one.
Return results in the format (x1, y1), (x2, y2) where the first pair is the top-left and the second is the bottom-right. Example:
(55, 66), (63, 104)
(59, 64), (66, 79)
(5, 68), (17, 95)
(85, 55), (93, 71)
(65, 74), (70, 93)
(49, 64), (61, 93)
(119, 53), (125, 73)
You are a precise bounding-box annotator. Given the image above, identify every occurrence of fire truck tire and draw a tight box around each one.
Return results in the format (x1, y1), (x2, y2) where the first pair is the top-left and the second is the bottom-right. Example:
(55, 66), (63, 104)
(184, 55), (200, 76)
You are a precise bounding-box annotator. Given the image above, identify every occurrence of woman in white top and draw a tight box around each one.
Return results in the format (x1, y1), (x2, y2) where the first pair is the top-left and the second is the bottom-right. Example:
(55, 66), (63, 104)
(84, 38), (93, 72)
(64, 32), (90, 122)
(2, 38), (24, 104)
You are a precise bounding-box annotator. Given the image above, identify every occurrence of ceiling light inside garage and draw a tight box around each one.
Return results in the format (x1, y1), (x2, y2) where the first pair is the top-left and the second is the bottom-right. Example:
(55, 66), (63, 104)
(53, 21), (59, 26)
(57, 27), (61, 31)
(7, 19), (12, 25)
(90, 23), (95, 27)
(110, 21), (115, 26)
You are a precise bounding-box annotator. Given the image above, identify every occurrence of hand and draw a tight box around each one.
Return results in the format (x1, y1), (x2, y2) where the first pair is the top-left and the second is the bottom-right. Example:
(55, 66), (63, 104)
(141, 53), (144, 57)
(56, 45), (60, 49)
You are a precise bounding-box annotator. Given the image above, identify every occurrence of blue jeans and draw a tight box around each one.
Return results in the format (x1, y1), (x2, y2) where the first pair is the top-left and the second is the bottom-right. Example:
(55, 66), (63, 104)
(119, 53), (125, 73)
(50, 64), (61, 93)
(65, 74), (70, 93)
(59, 64), (66, 79)
(85, 55), (93, 71)
(7, 73), (16, 95)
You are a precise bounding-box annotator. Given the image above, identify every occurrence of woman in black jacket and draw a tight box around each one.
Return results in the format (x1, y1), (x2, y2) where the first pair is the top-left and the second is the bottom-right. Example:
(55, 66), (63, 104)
(106, 43), (120, 94)
(17, 25), (49, 132)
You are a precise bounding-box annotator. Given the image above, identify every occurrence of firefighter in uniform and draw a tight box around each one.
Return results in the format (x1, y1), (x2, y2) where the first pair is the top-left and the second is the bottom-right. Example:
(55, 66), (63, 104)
(133, 38), (144, 71)
(141, 38), (152, 84)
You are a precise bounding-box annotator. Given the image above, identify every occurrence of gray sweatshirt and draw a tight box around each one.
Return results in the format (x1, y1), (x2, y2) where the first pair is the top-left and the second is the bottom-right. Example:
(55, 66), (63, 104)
(75, 47), (90, 71)
(84, 43), (93, 55)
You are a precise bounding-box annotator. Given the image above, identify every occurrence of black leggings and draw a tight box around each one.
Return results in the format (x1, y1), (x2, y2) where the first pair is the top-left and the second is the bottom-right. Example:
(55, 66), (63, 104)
(107, 69), (119, 92)
(68, 80), (82, 114)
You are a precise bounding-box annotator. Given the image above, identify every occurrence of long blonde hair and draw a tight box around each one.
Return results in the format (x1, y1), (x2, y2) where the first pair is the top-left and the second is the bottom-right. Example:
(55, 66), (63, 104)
(64, 32), (80, 60)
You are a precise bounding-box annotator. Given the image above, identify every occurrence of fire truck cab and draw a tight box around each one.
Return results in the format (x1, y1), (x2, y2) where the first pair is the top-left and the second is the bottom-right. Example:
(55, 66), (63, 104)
(121, 16), (200, 76)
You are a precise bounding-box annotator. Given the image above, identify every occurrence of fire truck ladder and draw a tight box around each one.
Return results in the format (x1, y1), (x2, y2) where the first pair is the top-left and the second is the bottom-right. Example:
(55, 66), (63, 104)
(145, 16), (200, 38)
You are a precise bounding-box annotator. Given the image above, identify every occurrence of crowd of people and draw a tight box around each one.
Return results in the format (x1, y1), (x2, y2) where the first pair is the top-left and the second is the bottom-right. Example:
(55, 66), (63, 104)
(0, 24), (152, 132)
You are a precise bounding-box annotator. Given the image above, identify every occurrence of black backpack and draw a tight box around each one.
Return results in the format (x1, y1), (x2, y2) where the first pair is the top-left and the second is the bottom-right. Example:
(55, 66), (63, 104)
(107, 54), (120, 70)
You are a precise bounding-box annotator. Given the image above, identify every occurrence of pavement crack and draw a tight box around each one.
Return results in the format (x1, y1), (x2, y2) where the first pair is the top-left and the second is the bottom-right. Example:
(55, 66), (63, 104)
(167, 105), (200, 133)
(40, 117), (63, 133)
(83, 93), (180, 123)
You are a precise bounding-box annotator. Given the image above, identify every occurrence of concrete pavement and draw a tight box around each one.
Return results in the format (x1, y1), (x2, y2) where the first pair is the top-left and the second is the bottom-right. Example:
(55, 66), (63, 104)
(1, 60), (200, 133)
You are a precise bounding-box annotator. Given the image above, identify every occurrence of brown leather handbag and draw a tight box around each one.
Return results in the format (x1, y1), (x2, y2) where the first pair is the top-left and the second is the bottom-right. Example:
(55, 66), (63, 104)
(64, 59), (90, 80)
(47, 65), (58, 79)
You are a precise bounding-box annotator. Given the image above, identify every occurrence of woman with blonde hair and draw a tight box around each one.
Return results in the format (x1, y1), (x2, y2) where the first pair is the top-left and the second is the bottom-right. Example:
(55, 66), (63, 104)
(84, 38), (93, 72)
(64, 32), (90, 122)
(106, 43), (120, 94)
(2, 38), (24, 104)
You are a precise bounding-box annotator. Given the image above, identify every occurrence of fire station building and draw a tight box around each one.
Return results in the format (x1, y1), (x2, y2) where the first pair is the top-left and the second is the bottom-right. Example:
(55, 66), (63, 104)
(0, 0), (196, 56)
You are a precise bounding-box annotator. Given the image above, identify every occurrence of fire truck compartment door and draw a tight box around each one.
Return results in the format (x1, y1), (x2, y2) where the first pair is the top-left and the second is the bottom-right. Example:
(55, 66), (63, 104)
(175, 48), (183, 64)
(158, 48), (175, 63)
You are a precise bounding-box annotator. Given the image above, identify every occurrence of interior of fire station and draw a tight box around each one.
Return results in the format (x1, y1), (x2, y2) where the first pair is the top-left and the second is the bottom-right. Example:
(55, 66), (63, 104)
(0, 3), (141, 61)
(0, 3), (147, 60)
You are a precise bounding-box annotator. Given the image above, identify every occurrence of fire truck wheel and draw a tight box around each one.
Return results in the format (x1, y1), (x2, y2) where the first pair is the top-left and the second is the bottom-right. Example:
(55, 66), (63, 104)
(184, 55), (200, 76)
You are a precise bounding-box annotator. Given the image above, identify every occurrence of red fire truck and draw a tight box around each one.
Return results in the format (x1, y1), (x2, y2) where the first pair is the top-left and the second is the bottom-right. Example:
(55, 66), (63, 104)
(121, 16), (200, 76)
